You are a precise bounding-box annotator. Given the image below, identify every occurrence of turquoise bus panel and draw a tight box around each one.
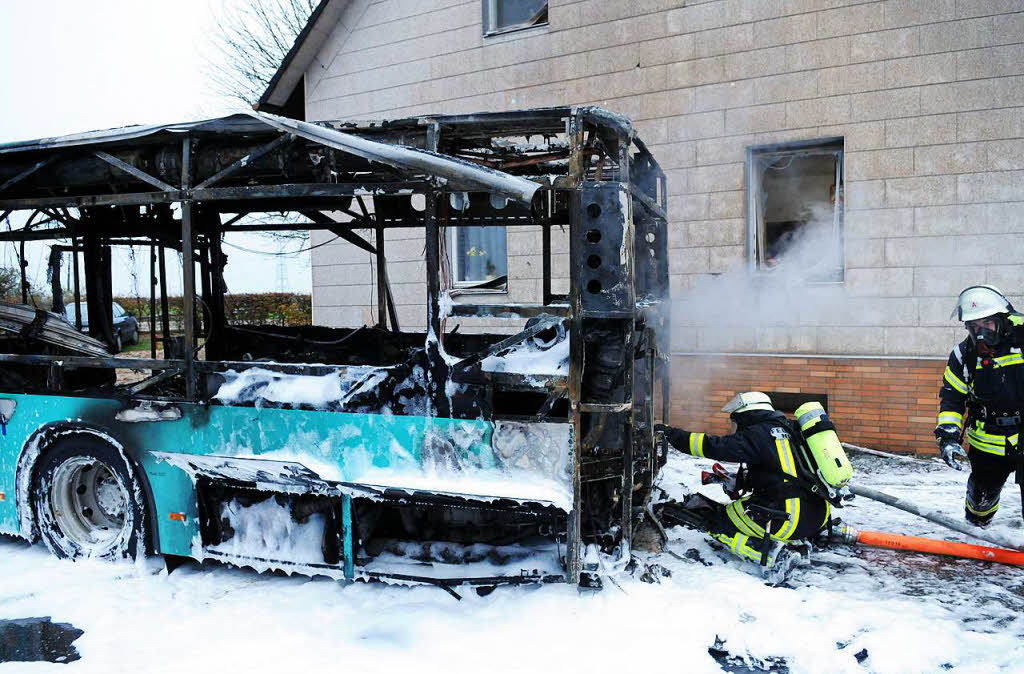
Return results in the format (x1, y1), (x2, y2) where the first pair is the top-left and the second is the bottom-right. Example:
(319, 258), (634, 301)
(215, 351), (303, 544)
(0, 393), (573, 558)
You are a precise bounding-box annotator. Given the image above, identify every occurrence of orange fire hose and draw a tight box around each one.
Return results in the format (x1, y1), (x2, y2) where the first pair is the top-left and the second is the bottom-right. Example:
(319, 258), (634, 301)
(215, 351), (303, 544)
(846, 527), (1024, 566)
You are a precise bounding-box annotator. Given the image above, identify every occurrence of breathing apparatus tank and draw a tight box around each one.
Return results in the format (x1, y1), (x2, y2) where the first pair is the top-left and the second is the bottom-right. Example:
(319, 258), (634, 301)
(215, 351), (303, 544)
(793, 401), (853, 500)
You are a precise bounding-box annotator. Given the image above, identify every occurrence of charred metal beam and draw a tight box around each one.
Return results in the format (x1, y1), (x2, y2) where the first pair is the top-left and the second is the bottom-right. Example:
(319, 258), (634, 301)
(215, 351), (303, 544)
(149, 244), (157, 359)
(193, 182), (425, 203)
(542, 221), (552, 306)
(0, 353), (183, 370)
(93, 151), (176, 192)
(566, 110), (586, 584)
(48, 246), (63, 313)
(0, 182), (425, 211)
(126, 367), (182, 395)
(70, 235), (81, 330)
(628, 183), (667, 221)
(195, 133), (293, 189)
(300, 210), (376, 255)
(158, 244), (170, 355)
(0, 157), (55, 194)
(375, 225), (387, 329)
(257, 113), (541, 205)
(535, 385), (567, 419)
(181, 137), (196, 399)
(449, 316), (563, 376)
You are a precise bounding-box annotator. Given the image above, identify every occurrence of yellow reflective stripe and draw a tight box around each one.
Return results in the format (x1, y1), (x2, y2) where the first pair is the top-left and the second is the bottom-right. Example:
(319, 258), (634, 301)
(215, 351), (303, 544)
(735, 536), (764, 562)
(821, 501), (832, 530)
(775, 438), (798, 477)
(712, 533), (764, 562)
(965, 498), (999, 517)
(966, 429), (1004, 446)
(689, 432), (706, 458)
(969, 423), (1011, 444)
(936, 411), (964, 428)
(774, 498), (801, 541)
(966, 429), (1007, 455)
(943, 366), (968, 394)
(726, 500), (765, 538)
(992, 354), (1024, 367)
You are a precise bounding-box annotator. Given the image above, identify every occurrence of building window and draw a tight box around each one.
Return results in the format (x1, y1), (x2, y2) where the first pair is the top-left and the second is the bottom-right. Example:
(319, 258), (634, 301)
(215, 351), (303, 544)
(451, 226), (508, 290)
(746, 138), (845, 283)
(483, 0), (548, 36)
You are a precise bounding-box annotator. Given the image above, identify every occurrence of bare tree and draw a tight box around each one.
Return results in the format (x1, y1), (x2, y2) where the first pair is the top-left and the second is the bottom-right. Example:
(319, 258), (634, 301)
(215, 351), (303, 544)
(206, 0), (319, 107)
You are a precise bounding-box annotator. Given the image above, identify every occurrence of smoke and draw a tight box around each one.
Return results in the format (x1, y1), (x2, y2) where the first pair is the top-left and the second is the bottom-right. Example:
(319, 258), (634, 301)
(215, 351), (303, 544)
(675, 202), (845, 351)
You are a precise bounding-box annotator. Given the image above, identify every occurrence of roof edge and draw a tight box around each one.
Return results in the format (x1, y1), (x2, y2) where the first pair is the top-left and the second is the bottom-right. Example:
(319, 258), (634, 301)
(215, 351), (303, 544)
(257, 0), (341, 113)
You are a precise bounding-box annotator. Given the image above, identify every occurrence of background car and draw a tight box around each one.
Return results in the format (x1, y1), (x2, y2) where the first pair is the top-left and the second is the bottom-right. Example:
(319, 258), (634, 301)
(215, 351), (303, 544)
(64, 302), (139, 351)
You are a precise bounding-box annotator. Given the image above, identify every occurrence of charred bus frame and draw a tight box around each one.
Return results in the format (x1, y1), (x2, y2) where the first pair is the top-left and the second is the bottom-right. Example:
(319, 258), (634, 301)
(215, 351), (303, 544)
(0, 107), (670, 587)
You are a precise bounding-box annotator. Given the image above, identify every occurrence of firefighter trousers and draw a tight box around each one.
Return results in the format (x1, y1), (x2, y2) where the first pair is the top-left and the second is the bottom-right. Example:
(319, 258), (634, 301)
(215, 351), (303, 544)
(704, 493), (831, 567)
(965, 447), (1024, 525)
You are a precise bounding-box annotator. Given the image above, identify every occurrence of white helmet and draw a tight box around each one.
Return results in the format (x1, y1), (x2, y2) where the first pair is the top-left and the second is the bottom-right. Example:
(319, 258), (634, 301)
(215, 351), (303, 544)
(950, 285), (1014, 322)
(722, 391), (774, 415)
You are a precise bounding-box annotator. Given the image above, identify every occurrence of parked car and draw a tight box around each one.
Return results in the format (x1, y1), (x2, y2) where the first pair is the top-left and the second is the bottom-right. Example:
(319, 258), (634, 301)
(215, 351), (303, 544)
(64, 302), (139, 351)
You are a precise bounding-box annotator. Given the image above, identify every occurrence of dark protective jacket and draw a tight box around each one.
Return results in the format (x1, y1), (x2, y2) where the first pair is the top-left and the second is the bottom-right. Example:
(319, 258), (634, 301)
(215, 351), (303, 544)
(664, 409), (807, 498)
(937, 337), (1024, 457)
(663, 408), (830, 541)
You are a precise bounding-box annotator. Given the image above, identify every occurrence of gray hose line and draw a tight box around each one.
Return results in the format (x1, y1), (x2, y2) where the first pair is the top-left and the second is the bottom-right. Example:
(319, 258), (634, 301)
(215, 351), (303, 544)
(848, 482), (1024, 551)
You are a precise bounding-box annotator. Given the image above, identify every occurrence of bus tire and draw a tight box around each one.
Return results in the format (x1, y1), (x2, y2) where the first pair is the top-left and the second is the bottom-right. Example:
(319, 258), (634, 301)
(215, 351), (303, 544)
(31, 435), (147, 561)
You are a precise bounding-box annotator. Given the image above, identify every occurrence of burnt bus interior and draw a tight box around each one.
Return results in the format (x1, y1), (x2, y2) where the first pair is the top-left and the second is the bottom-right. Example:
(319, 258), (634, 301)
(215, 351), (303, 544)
(0, 107), (670, 585)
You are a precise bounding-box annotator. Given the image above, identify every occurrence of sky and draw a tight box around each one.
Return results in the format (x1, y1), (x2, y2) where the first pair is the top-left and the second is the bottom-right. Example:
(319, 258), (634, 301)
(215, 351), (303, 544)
(0, 0), (312, 296)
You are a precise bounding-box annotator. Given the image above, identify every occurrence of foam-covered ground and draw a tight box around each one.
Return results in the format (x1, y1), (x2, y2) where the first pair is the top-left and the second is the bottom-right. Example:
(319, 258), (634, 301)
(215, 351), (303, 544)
(1, 451), (1022, 673)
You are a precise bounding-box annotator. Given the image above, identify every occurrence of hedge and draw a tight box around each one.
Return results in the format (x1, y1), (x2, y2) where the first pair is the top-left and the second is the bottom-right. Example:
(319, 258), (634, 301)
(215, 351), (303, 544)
(112, 293), (312, 327)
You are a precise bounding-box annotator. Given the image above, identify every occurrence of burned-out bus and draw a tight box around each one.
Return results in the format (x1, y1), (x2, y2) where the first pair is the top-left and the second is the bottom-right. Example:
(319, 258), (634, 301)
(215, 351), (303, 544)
(0, 107), (669, 589)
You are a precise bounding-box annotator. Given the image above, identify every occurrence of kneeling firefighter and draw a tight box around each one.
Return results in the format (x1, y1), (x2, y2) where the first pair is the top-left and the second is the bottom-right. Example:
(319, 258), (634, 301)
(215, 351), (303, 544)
(657, 392), (852, 571)
(936, 285), (1024, 526)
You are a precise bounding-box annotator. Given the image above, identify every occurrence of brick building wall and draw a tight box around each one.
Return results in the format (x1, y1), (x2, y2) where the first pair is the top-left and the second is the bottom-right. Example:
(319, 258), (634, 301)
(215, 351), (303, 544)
(287, 0), (1023, 453)
(669, 354), (946, 454)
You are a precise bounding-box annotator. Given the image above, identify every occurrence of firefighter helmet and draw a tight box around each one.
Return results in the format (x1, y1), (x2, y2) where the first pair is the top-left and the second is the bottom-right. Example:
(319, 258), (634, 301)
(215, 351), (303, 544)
(722, 391), (774, 415)
(950, 285), (1014, 322)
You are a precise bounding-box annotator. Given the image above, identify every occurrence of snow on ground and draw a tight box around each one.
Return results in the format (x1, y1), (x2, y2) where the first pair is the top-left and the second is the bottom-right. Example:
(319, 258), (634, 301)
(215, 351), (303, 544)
(1, 451), (1022, 673)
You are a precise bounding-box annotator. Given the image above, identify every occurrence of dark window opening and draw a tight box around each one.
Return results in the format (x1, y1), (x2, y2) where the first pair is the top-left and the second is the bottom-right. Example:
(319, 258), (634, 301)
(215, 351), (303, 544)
(747, 139), (844, 283)
(765, 391), (829, 415)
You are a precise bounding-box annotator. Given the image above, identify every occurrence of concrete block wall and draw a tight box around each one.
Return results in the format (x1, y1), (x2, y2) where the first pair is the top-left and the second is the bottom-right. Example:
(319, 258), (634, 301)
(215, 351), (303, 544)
(302, 0), (1024, 358)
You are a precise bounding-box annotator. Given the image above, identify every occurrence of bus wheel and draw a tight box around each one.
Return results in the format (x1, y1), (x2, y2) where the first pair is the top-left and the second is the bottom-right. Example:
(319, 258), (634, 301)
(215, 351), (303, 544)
(32, 436), (147, 561)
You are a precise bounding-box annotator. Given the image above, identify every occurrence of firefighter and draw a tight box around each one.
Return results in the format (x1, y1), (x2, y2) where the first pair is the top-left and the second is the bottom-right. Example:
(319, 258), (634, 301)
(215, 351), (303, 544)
(656, 392), (832, 575)
(936, 285), (1024, 526)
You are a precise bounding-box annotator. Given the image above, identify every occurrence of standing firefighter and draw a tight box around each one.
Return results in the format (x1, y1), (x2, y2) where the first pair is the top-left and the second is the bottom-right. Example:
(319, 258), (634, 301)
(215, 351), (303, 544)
(657, 392), (851, 579)
(936, 285), (1024, 526)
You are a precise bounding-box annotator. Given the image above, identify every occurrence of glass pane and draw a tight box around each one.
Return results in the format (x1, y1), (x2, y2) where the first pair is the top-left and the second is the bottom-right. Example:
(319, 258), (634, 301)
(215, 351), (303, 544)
(488, 0), (547, 32)
(455, 226), (507, 283)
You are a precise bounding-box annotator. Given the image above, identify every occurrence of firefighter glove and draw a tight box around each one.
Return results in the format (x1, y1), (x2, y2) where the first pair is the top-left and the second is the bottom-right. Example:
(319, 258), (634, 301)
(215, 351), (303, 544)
(939, 441), (968, 471)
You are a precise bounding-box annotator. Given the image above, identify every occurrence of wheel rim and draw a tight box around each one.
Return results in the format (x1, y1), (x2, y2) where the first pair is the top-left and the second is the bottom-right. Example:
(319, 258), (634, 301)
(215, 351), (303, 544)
(49, 457), (130, 552)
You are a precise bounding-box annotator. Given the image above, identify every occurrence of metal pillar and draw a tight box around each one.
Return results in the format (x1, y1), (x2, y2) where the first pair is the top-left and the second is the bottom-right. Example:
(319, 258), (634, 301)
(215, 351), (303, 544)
(565, 111), (585, 584)
(180, 137), (196, 399)
(149, 244), (157, 359)
(71, 236), (81, 330)
(375, 224), (387, 329)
